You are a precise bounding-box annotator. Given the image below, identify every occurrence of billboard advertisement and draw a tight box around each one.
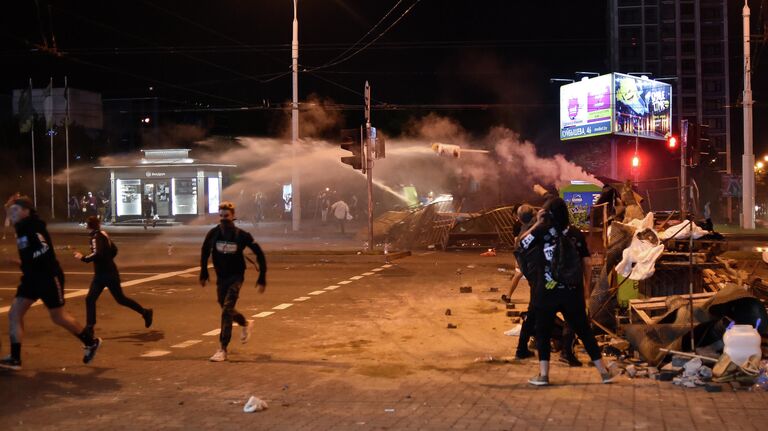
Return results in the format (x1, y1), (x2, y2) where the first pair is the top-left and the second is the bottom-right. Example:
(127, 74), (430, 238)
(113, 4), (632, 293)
(559, 74), (613, 140)
(613, 73), (672, 141)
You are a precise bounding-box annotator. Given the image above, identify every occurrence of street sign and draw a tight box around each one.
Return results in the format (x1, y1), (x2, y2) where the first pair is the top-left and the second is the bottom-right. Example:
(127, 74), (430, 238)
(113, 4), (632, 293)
(722, 174), (742, 198)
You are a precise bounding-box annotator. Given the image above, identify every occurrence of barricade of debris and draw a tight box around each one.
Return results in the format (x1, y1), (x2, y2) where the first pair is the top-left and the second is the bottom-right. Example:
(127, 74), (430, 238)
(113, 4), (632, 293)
(582, 209), (767, 391)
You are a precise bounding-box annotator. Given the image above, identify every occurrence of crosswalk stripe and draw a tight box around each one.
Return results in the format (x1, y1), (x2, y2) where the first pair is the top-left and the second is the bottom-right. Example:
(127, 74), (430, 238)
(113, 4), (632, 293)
(171, 340), (202, 349)
(141, 350), (172, 358)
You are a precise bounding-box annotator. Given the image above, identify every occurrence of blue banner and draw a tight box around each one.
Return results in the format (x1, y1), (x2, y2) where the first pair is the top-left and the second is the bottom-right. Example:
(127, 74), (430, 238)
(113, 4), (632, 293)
(560, 121), (611, 140)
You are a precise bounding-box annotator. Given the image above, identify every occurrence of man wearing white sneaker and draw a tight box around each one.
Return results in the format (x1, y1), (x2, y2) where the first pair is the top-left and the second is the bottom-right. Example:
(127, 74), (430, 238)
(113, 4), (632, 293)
(200, 202), (267, 362)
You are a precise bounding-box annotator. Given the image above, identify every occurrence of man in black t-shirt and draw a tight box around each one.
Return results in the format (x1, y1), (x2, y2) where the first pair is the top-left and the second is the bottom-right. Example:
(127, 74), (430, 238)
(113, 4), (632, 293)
(518, 197), (616, 386)
(0, 197), (101, 371)
(74, 216), (153, 333)
(200, 201), (267, 362)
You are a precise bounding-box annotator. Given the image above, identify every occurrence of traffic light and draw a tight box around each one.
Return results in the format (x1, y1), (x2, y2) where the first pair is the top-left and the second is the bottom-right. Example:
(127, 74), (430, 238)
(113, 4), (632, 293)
(667, 135), (678, 149)
(340, 127), (364, 170)
(631, 155), (640, 168)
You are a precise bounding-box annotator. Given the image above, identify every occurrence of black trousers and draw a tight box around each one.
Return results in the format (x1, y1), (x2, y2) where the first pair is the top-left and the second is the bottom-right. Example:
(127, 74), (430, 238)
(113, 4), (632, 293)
(217, 277), (247, 349)
(86, 274), (146, 327)
(534, 288), (601, 362)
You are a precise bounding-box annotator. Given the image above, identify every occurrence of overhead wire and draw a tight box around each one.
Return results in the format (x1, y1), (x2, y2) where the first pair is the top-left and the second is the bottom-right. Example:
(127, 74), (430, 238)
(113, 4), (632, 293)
(50, 4), (288, 85)
(319, 0), (405, 66)
(305, 0), (422, 71)
(9, 33), (252, 106)
(140, 0), (285, 67)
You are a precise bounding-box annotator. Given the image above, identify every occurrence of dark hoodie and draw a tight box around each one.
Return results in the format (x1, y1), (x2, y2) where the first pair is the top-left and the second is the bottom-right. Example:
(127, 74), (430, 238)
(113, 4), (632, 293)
(14, 215), (62, 279)
(200, 222), (267, 285)
(81, 229), (119, 276)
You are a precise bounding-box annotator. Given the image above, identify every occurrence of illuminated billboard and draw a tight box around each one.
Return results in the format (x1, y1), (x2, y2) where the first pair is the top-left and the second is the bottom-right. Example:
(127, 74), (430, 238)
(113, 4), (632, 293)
(559, 73), (672, 141)
(559, 74), (613, 140)
(613, 73), (671, 141)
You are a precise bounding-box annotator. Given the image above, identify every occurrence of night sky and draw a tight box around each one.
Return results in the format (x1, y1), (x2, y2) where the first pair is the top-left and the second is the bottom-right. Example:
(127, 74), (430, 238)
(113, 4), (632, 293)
(1, 1), (765, 154)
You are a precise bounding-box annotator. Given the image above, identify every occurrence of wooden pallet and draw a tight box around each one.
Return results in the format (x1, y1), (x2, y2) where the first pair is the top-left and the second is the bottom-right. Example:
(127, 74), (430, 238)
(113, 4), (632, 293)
(628, 292), (716, 324)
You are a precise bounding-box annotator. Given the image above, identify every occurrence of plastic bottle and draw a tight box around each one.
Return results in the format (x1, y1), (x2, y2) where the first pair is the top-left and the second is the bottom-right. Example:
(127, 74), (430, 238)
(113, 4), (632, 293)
(723, 323), (761, 365)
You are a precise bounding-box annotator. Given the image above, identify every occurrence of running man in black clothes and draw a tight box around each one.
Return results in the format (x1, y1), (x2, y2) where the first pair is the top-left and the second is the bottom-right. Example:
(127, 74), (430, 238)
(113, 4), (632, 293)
(0, 197), (101, 371)
(74, 216), (153, 334)
(200, 201), (267, 362)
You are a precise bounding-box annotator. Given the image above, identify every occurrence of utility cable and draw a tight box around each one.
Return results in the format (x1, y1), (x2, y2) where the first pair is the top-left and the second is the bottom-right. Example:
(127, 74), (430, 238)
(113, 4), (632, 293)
(305, 0), (422, 72)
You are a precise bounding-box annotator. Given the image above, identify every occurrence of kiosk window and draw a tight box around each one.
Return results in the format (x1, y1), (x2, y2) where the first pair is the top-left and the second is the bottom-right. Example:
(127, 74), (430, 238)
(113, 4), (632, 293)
(208, 177), (220, 214)
(116, 179), (141, 216)
(172, 178), (197, 215)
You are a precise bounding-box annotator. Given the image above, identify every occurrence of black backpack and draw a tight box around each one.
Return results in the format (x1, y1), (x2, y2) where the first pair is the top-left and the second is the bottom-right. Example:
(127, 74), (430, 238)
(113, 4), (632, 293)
(551, 230), (583, 287)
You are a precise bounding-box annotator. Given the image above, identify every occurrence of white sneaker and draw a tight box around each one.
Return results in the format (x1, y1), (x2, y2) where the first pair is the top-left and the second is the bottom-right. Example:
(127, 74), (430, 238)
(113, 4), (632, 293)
(241, 320), (254, 344)
(209, 349), (227, 362)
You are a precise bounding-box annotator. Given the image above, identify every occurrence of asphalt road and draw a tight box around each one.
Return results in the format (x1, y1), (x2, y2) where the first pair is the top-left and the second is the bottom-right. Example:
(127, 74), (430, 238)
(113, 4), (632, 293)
(1, 225), (768, 430)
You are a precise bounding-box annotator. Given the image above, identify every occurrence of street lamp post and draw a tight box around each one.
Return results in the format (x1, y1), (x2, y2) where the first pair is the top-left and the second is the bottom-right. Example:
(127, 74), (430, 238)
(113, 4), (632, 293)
(291, 0), (301, 231)
(742, 0), (755, 229)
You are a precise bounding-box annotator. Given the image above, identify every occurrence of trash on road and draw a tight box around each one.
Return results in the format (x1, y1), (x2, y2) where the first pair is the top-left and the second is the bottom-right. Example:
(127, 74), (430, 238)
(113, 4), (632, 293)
(243, 396), (268, 413)
(459, 286), (472, 293)
(480, 248), (496, 257)
(504, 325), (522, 336)
(444, 309), (451, 316)
(447, 323), (457, 329)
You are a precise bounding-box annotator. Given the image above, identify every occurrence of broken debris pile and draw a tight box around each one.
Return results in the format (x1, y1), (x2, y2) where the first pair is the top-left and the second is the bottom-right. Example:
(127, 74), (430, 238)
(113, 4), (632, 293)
(584, 211), (767, 389)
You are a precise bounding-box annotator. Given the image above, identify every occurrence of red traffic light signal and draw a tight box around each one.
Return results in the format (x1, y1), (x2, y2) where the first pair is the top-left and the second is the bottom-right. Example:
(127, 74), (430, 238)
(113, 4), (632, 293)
(668, 136), (677, 149)
(631, 155), (640, 168)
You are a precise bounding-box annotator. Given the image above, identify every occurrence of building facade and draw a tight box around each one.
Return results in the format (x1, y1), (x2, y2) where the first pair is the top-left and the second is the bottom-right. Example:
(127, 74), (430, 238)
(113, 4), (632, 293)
(609, 0), (731, 175)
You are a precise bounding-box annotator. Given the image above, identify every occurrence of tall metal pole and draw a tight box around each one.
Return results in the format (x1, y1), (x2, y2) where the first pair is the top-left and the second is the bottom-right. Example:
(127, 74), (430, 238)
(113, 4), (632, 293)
(50, 77), (54, 219)
(681, 119), (689, 215)
(65, 76), (71, 221)
(30, 78), (37, 208)
(742, 1), (755, 229)
(364, 81), (373, 250)
(291, 0), (301, 231)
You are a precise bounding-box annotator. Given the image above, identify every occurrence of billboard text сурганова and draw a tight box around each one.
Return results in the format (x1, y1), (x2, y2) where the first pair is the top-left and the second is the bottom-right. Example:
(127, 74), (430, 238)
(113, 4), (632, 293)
(613, 73), (671, 141)
(559, 74), (613, 140)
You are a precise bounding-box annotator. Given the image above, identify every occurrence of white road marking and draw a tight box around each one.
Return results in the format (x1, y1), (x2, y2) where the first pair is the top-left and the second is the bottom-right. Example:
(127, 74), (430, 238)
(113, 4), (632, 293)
(253, 311), (275, 318)
(0, 265), (209, 315)
(362, 272), (375, 276)
(176, 273), (197, 278)
(0, 271), (161, 276)
(308, 290), (326, 295)
(202, 329), (221, 336)
(338, 280), (352, 285)
(293, 296), (311, 302)
(350, 276), (364, 280)
(171, 340), (202, 349)
(371, 268), (383, 272)
(272, 303), (293, 310)
(0, 287), (80, 291)
(419, 251), (436, 256)
(324, 285), (340, 291)
(382, 264), (393, 268)
(141, 350), (172, 358)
